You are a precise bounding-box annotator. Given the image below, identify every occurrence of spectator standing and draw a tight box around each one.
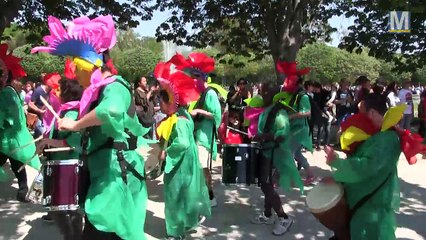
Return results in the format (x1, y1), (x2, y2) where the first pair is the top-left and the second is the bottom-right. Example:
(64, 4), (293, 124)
(334, 79), (355, 125)
(355, 76), (371, 113)
(134, 76), (155, 138)
(384, 82), (400, 108)
(28, 75), (53, 138)
(312, 82), (332, 149)
(398, 81), (414, 130)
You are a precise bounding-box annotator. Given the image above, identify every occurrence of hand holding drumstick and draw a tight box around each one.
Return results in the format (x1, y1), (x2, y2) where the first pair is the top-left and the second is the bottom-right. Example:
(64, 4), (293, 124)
(40, 95), (83, 131)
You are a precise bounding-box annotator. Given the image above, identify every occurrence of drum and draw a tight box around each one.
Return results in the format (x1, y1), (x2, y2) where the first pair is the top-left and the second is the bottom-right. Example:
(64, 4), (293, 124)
(306, 182), (350, 240)
(222, 144), (260, 185)
(137, 143), (164, 180)
(42, 159), (81, 211)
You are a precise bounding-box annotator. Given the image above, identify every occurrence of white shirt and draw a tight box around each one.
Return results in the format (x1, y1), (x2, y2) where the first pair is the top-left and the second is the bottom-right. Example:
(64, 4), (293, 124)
(398, 89), (413, 114)
(387, 92), (400, 108)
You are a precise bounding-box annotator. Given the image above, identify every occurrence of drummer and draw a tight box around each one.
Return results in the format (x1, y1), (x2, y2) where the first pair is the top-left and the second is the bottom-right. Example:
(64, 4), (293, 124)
(218, 109), (244, 145)
(33, 15), (149, 239)
(324, 93), (405, 240)
(35, 78), (84, 238)
(251, 81), (303, 236)
(0, 44), (41, 201)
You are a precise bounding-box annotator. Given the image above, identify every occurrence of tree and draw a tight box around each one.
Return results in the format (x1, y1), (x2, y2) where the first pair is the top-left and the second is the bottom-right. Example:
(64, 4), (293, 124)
(296, 42), (411, 83)
(336, 0), (426, 72)
(153, 0), (336, 77)
(13, 44), (64, 81)
(0, 0), (154, 37)
(112, 47), (161, 82)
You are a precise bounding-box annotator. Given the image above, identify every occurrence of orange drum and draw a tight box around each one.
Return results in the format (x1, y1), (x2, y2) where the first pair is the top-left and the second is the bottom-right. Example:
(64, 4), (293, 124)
(306, 182), (351, 240)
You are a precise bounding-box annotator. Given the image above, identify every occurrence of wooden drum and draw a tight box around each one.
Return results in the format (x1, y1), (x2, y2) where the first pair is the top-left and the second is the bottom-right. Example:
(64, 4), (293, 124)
(306, 182), (351, 240)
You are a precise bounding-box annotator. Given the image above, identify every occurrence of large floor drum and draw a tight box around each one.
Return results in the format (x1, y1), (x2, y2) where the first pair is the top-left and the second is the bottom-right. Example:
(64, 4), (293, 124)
(222, 144), (260, 185)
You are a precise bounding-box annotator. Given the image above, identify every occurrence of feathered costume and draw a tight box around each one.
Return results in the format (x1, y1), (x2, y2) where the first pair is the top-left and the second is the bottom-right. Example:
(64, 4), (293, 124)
(32, 16), (149, 240)
(42, 72), (61, 137)
(331, 104), (423, 239)
(0, 44), (41, 181)
(169, 52), (222, 161)
(154, 57), (211, 238)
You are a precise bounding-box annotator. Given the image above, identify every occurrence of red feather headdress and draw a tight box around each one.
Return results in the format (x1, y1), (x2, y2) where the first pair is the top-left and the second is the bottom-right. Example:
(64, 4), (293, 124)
(276, 61), (310, 93)
(153, 57), (201, 112)
(0, 44), (27, 85)
(168, 52), (215, 81)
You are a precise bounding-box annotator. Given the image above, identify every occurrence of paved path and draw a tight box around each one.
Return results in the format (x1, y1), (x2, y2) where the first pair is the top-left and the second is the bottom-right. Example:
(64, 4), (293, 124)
(1, 150), (425, 240)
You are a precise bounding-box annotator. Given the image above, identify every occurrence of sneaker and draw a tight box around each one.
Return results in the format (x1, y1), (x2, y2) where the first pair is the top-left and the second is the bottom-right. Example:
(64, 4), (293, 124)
(250, 212), (275, 225)
(272, 217), (293, 236)
(210, 197), (217, 208)
(304, 176), (316, 186)
(42, 214), (54, 223)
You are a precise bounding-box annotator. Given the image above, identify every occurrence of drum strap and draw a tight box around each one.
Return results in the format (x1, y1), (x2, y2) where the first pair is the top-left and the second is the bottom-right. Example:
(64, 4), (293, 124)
(208, 123), (216, 171)
(113, 142), (145, 184)
(349, 172), (392, 217)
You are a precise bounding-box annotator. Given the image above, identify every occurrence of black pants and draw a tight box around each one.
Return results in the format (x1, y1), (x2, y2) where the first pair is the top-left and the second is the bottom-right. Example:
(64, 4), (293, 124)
(82, 216), (122, 240)
(0, 152), (28, 197)
(51, 211), (84, 240)
(258, 158), (285, 218)
(314, 118), (331, 146)
(260, 181), (287, 218)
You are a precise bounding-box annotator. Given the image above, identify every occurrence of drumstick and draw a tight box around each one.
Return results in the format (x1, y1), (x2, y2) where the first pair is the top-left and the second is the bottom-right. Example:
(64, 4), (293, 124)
(227, 126), (249, 136)
(8, 136), (43, 155)
(44, 147), (74, 152)
(40, 96), (60, 121)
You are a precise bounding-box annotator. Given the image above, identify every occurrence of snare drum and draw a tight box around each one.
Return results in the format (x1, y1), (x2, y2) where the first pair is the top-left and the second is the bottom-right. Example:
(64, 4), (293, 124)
(306, 182), (350, 240)
(222, 144), (260, 185)
(42, 159), (81, 211)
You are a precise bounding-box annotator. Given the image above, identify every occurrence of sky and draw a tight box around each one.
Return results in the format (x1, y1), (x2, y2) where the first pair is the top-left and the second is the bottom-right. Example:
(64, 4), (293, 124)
(134, 10), (354, 48)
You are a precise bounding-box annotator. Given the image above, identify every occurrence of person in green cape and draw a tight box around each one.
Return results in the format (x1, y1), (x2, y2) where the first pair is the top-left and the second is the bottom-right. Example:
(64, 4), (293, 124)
(251, 81), (303, 236)
(0, 43), (41, 201)
(36, 78), (84, 238)
(324, 93), (418, 240)
(33, 15), (149, 240)
(154, 60), (211, 240)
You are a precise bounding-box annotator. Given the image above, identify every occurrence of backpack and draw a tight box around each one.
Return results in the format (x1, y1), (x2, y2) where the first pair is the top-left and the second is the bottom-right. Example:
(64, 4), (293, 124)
(288, 90), (314, 136)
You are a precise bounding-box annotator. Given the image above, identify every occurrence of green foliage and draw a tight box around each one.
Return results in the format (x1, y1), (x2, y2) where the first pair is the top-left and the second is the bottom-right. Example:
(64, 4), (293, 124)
(336, 0), (426, 72)
(112, 47), (161, 82)
(295, 43), (412, 84)
(13, 44), (64, 82)
(153, 0), (336, 63)
(0, 1), (155, 37)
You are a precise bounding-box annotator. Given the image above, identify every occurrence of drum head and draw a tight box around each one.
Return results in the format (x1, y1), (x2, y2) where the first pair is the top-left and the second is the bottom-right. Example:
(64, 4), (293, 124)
(137, 144), (164, 180)
(306, 182), (344, 214)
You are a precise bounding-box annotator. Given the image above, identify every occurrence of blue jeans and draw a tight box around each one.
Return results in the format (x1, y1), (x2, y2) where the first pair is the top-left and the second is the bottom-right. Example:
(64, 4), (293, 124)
(399, 114), (412, 130)
(290, 141), (310, 171)
(33, 119), (46, 138)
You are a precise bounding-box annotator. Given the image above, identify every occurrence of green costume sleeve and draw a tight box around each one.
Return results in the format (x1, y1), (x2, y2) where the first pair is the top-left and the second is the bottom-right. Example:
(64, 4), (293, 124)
(62, 111), (81, 151)
(298, 95), (311, 113)
(331, 131), (400, 183)
(2, 87), (21, 127)
(274, 109), (290, 139)
(204, 90), (222, 128)
(0, 87), (41, 170)
(95, 78), (149, 140)
(164, 118), (191, 174)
